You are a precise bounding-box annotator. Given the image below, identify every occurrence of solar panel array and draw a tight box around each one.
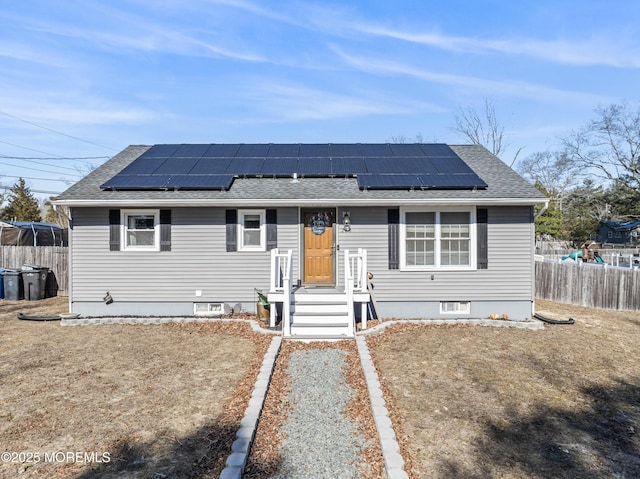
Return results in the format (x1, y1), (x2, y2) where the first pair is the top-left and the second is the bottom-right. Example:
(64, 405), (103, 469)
(100, 143), (488, 191)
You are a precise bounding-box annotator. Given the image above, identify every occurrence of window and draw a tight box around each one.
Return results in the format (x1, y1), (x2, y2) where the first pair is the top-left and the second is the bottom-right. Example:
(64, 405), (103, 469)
(440, 301), (470, 314)
(400, 208), (474, 270)
(239, 209), (266, 251)
(122, 210), (159, 250)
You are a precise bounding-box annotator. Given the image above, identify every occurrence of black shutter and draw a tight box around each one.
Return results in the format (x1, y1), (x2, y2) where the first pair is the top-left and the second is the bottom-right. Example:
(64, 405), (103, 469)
(388, 208), (400, 269)
(226, 209), (237, 252)
(159, 209), (171, 251)
(266, 209), (277, 250)
(109, 209), (120, 251)
(477, 208), (488, 269)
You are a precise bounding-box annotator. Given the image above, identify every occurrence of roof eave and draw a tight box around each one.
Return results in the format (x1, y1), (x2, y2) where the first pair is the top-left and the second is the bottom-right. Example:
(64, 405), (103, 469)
(54, 197), (548, 208)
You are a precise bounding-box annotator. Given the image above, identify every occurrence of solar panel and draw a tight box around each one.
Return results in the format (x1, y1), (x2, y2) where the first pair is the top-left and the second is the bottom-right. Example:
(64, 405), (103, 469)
(153, 157), (200, 175)
(419, 144), (457, 157)
(329, 144), (363, 157)
(101, 175), (172, 189)
(261, 158), (298, 176)
(190, 157), (233, 174)
(360, 144), (392, 157)
(171, 144), (211, 158)
(164, 174), (234, 190)
(299, 144), (329, 157)
(297, 157), (331, 176)
(364, 158), (399, 174)
(101, 143), (488, 191)
(236, 144), (270, 157)
(389, 144), (425, 156)
(116, 157), (168, 175)
(203, 144), (241, 157)
(139, 144), (180, 158)
(226, 157), (265, 175)
(267, 144), (300, 157)
(331, 157), (367, 176)
(357, 174), (422, 189)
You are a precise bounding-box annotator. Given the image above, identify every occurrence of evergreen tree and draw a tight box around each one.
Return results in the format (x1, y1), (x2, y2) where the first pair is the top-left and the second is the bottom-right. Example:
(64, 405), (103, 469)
(2, 178), (42, 222)
(533, 183), (564, 239)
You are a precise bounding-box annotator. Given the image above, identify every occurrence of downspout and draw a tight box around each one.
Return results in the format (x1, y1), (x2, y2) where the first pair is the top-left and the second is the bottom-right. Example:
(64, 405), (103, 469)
(534, 200), (549, 220)
(53, 204), (73, 307)
(532, 200), (549, 317)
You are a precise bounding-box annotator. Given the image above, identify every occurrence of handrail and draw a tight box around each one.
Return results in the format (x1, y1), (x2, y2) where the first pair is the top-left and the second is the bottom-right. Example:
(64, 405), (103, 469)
(346, 248), (368, 292)
(269, 248), (293, 334)
(344, 249), (355, 337)
(282, 249), (292, 336)
(270, 248), (291, 292)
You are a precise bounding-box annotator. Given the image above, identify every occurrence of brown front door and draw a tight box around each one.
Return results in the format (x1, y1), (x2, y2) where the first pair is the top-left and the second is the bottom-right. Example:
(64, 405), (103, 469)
(303, 210), (335, 284)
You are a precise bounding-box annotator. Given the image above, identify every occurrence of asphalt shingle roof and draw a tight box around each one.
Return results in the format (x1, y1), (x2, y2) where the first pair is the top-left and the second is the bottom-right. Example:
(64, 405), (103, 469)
(54, 144), (546, 206)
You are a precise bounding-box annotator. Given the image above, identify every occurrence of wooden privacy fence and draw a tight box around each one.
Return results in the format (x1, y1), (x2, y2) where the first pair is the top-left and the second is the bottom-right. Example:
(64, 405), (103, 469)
(536, 260), (640, 311)
(0, 246), (68, 297)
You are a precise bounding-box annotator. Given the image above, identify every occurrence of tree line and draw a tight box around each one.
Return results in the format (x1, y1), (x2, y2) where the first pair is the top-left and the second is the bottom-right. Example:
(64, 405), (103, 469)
(453, 100), (640, 242)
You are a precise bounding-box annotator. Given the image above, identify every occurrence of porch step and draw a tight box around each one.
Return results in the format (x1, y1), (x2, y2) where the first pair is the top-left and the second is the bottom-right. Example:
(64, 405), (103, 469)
(290, 321), (353, 338)
(285, 334), (354, 341)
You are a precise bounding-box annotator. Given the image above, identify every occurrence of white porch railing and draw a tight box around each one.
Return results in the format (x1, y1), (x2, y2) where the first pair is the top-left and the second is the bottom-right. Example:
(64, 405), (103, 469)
(345, 248), (369, 331)
(269, 248), (292, 334)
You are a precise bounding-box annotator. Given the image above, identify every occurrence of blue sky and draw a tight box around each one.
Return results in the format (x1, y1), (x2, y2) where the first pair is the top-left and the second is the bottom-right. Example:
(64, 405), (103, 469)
(1, 0), (640, 199)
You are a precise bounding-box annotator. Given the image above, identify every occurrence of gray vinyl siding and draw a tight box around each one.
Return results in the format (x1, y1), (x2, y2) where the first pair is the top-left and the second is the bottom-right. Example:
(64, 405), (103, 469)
(70, 204), (533, 308)
(336, 205), (534, 302)
(70, 207), (299, 304)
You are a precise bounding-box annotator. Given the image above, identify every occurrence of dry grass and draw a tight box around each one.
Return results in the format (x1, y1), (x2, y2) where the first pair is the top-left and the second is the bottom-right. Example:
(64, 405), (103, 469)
(0, 297), (271, 478)
(368, 300), (640, 479)
(3, 297), (639, 478)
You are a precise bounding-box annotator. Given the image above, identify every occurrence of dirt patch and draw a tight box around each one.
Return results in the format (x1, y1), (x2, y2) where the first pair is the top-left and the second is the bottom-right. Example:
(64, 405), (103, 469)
(0, 297), (271, 478)
(368, 300), (640, 478)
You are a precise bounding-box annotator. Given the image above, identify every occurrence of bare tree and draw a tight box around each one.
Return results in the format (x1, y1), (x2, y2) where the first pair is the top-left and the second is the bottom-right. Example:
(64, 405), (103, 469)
(516, 150), (578, 210)
(562, 102), (640, 190)
(451, 98), (523, 166)
(388, 133), (425, 143)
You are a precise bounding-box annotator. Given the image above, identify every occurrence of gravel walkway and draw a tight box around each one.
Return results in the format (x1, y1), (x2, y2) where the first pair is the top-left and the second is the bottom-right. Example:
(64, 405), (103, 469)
(266, 347), (370, 479)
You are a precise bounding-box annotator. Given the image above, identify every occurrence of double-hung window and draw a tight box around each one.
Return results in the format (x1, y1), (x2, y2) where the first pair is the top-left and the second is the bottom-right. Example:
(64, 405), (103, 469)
(122, 210), (159, 250)
(239, 209), (266, 251)
(401, 208), (474, 270)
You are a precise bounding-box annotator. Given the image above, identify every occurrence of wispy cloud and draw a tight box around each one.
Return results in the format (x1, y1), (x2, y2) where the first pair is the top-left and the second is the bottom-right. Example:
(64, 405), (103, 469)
(333, 47), (614, 105)
(349, 23), (640, 68)
(236, 81), (444, 123)
(5, 3), (266, 63)
(0, 93), (157, 126)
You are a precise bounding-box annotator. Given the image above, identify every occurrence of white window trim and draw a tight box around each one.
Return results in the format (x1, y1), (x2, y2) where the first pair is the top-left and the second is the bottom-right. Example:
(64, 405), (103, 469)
(121, 209), (160, 251)
(399, 206), (476, 271)
(238, 209), (266, 252)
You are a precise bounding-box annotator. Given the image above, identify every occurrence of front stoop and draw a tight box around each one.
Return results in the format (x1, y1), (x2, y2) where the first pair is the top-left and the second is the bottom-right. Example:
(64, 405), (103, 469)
(288, 291), (353, 338)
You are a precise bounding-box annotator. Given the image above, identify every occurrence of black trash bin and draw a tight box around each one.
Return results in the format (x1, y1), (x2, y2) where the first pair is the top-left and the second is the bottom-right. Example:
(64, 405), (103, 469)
(3, 270), (24, 301)
(22, 266), (49, 301)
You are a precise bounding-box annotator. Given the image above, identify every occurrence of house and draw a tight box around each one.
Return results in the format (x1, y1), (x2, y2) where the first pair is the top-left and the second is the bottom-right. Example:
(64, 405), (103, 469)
(54, 143), (546, 337)
(596, 220), (640, 245)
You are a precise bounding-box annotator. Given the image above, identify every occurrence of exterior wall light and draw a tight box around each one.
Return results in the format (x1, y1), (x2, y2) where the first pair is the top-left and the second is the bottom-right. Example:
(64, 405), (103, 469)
(343, 211), (351, 232)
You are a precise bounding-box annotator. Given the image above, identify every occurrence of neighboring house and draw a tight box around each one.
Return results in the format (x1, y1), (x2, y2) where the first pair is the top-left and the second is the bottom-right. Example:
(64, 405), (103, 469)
(596, 220), (640, 245)
(54, 143), (546, 337)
